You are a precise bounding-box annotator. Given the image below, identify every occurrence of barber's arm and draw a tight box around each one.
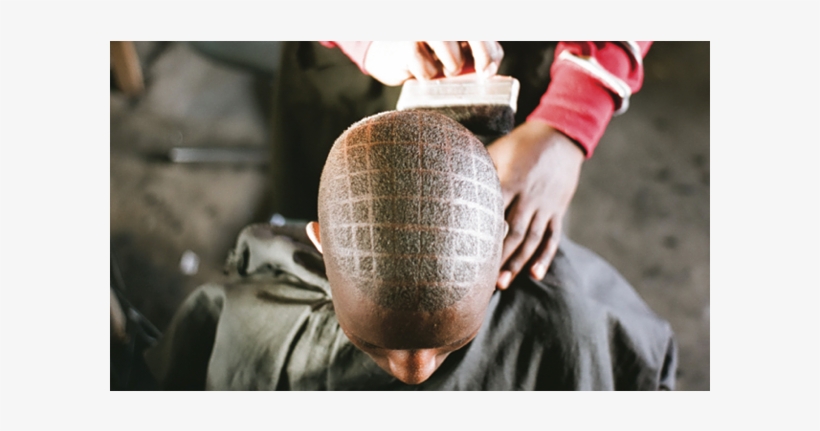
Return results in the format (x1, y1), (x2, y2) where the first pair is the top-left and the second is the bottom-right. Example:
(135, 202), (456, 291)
(323, 41), (652, 290)
(490, 41), (652, 289)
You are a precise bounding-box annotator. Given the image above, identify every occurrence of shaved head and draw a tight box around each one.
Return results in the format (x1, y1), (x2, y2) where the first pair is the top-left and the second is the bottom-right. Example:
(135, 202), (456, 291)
(312, 109), (506, 383)
(317, 110), (505, 313)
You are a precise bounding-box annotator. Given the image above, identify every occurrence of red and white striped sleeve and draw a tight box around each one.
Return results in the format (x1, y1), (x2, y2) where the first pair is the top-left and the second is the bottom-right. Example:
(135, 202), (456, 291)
(527, 41), (652, 158)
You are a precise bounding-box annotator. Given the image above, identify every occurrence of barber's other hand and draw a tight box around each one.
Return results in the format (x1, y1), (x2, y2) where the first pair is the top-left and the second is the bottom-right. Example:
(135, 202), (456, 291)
(364, 41), (503, 86)
(486, 121), (585, 290)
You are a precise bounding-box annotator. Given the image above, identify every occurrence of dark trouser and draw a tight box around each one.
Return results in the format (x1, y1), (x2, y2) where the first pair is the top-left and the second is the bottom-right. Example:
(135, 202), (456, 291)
(267, 42), (557, 221)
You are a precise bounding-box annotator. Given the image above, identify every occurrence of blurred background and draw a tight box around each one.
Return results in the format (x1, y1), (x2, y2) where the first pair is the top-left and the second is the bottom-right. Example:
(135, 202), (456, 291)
(110, 41), (709, 390)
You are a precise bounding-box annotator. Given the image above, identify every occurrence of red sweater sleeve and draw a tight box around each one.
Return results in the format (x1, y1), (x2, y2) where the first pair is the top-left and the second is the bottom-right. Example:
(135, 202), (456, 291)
(319, 41), (372, 74)
(528, 41), (652, 158)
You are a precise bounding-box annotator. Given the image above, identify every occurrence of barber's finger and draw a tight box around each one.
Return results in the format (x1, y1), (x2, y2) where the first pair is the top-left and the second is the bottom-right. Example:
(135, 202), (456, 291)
(500, 200), (530, 265)
(530, 217), (563, 281)
(503, 210), (550, 280)
(425, 41), (464, 76)
(497, 202), (532, 289)
(467, 41), (503, 77)
(408, 42), (441, 81)
(495, 176), (516, 209)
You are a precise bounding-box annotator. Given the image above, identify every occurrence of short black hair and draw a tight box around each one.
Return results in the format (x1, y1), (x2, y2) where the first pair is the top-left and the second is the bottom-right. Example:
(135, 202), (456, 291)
(318, 110), (505, 312)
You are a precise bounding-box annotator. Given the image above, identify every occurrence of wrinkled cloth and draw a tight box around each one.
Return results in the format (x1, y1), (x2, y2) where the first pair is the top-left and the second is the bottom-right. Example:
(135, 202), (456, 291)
(145, 223), (676, 390)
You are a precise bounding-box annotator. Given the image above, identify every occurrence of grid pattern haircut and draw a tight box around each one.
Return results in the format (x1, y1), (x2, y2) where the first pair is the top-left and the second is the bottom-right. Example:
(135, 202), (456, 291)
(318, 110), (504, 312)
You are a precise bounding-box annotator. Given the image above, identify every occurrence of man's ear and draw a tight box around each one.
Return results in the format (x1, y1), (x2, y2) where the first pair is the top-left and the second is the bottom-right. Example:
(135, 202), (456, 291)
(306, 221), (323, 254)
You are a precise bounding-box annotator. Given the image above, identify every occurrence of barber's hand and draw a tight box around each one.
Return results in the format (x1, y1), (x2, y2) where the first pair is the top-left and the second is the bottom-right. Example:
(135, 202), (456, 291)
(364, 41), (504, 86)
(486, 121), (585, 290)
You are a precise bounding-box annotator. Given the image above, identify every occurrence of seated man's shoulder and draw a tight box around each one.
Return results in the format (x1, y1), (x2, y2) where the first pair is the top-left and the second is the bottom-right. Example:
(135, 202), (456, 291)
(147, 223), (335, 390)
(512, 236), (669, 329)
(501, 236), (677, 390)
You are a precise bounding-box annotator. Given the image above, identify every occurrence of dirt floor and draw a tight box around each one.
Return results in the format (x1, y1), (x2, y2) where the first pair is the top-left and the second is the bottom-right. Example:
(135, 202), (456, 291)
(110, 41), (710, 390)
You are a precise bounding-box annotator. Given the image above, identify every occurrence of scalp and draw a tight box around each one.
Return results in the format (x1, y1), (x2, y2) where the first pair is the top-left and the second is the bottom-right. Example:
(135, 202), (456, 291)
(318, 110), (505, 311)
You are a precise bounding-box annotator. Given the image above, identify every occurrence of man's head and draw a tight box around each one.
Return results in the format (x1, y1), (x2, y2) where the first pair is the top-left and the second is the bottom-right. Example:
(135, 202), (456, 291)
(307, 110), (505, 384)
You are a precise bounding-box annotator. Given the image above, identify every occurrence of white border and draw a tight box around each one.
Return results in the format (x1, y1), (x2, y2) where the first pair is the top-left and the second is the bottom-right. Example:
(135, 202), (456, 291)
(1, 1), (819, 430)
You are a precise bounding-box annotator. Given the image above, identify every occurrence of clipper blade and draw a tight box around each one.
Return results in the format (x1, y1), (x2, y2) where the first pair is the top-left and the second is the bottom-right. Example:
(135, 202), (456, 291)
(396, 74), (520, 143)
